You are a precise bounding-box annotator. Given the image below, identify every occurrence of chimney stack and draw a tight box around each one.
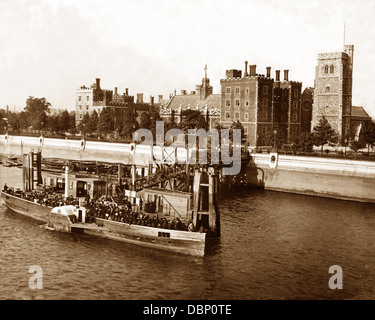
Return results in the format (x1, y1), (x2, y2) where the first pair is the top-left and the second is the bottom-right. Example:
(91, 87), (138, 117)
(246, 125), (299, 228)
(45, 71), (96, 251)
(125, 88), (129, 96)
(158, 95), (163, 103)
(137, 93), (143, 104)
(244, 61), (248, 77)
(114, 87), (118, 95)
(249, 65), (257, 76)
(275, 70), (280, 82)
(284, 70), (289, 81)
(95, 78), (100, 89)
(150, 96), (154, 105)
(266, 67), (271, 78)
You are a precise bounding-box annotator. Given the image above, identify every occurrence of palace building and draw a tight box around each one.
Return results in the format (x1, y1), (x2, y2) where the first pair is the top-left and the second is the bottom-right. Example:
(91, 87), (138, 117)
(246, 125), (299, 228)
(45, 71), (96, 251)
(75, 78), (156, 127)
(160, 66), (221, 129)
(220, 61), (302, 147)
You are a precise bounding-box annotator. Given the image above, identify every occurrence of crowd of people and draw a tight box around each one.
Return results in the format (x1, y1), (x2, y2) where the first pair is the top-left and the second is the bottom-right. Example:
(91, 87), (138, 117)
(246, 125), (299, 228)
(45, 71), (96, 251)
(3, 184), (199, 232)
(3, 184), (79, 207)
(85, 199), (192, 231)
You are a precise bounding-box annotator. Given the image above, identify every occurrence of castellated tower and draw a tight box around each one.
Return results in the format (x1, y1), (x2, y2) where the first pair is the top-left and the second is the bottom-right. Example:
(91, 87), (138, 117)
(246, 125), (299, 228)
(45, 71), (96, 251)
(311, 44), (354, 142)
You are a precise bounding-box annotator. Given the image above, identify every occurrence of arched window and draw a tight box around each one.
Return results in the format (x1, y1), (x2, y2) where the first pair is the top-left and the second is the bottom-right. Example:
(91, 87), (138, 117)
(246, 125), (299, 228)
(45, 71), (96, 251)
(324, 65), (329, 73)
(330, 65), (334, 73)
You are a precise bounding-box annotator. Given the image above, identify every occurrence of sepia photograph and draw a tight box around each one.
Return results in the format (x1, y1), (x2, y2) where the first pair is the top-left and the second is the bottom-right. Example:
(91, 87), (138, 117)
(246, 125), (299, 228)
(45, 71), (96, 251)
(1, 0), (375, 309)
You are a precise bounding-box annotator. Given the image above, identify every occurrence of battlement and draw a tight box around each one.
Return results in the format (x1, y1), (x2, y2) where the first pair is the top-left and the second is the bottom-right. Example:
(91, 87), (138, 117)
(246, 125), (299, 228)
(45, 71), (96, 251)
(318, 52), (347, 60)
(76, 86), (93, 92)
(221, 74), (273, 82)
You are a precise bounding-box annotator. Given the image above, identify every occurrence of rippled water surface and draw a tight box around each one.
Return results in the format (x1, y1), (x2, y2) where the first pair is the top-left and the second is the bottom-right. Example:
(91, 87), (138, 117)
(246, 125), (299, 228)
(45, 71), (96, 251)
(1, 166), (375, 300)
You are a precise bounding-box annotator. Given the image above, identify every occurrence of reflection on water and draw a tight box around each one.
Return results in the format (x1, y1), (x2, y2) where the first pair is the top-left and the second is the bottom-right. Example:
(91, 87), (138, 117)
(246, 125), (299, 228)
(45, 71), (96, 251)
(1, 166), (375, 300)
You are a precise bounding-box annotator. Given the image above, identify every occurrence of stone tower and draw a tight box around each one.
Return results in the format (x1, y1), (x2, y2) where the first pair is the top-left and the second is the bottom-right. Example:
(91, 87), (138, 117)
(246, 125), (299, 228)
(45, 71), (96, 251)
(311, 45), (354, 142)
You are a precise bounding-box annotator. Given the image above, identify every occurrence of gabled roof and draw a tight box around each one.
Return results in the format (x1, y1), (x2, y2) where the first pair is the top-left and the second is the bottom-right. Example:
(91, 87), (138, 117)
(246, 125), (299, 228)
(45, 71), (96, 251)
(166, 93), (221, 110)
(352, 106), (371, 119)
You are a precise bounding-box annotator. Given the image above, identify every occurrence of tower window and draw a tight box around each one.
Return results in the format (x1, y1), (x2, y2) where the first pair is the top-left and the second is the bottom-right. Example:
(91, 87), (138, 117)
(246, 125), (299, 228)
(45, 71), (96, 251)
(330, 65), (334, 73)
(225, 100), (231, 107)
(324, 65), (329, 74)
(235, 99), (240, 107)
(325, 85), (331, 93)
(235, 86), (240, 94)
(234, 112), (240, 120)
(225, 87), (231, 94)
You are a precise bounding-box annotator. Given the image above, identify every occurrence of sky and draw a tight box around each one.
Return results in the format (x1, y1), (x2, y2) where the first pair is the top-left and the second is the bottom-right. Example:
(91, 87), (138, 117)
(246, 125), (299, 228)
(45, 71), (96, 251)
(1, 0), (375, 117)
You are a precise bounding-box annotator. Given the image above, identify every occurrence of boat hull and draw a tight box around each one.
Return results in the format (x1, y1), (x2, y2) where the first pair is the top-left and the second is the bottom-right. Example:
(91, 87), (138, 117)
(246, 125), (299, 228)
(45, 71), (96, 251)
(1, 191), (207, 256)
(94, 218), (206, 257)
(1, 191), (50, 223)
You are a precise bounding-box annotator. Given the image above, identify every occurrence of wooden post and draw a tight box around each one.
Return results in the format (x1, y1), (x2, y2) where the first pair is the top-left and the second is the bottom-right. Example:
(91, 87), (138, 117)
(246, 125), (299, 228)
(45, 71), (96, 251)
(192, 170), (201, 228)
(64, 165), (69, 199)
(208, 173), (220, 237)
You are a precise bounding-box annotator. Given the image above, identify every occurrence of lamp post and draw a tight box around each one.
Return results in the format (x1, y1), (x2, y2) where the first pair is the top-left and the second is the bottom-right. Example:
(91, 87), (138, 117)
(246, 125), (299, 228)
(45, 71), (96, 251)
(273, 129), (278, 153)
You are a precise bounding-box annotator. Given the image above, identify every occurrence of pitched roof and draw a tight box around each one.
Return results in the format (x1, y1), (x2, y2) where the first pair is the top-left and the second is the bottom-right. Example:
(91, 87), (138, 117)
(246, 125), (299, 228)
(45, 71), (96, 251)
(166, 93), (221, 111)
(352, 106), (371, 119)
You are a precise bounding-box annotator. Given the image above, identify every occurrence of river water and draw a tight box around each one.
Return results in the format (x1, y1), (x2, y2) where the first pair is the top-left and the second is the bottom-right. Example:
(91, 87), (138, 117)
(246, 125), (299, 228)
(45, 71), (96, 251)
(1, 165), (375, 300)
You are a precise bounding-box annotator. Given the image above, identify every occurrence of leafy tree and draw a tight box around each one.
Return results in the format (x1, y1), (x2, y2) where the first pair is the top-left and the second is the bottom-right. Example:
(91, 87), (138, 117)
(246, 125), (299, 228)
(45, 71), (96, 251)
(312, 116), (338, 155)
(59, 110), (72, 133)
(178, 109), (208, 133)
(97, 107), (114, 138)
(361, 121), (375, 152)
(86, 110), (98, 135)
(139, 112), (151, 130)
(77, 112), (91, 134)
(293, 131), (314, 152)
(229, 120), (247, 147)
(121, 108), (139, 140)
(24, 96), (51, 130)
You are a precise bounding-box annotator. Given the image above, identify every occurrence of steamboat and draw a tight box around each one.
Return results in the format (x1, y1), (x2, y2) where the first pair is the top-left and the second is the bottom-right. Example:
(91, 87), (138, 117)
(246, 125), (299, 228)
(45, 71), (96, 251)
(1, 150), (221, 257)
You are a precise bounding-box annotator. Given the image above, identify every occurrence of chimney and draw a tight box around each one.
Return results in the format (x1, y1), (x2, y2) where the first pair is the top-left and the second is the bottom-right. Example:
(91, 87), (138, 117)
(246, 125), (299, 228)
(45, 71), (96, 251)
(158, 95), (163, 103)
(266, 67), (271, 78)
(244, 61), (248, 77)
(181, 90), (187, 95)
(95, 78), (100, 89)
(114, 87), (118, 95)
(125, 88), (129, 96)
(249, 65), (257, 76)
(284, 70), (289, 81)
(275, 70), (280, 82)
(137, 93), (143, 104)
(150, 96), (154, 105)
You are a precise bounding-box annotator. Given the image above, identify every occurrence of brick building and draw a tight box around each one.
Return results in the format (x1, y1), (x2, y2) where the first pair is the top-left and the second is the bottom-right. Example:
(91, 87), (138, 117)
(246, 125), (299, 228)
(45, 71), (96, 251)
(220, 61), (302, 147)
(75, 78), (156, 127)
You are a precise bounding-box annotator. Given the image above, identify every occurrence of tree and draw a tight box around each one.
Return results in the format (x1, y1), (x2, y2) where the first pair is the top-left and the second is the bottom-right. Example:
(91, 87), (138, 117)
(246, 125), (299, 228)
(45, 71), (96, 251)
(86, 110), (98, 135)
(97, 108), (114, 138)
(59, 110), (72, 134)
(312, 116), (338, 155)
(361, 121), (375, 152)
(178, 109), (208, 133)
(24, 96), (51, 130)
(139, 112), (151, 130)
(121, 108), (139, 140)
(77, 113), (91, 134)
(229, 120), (247, 147)
(293, 131), (314, 152)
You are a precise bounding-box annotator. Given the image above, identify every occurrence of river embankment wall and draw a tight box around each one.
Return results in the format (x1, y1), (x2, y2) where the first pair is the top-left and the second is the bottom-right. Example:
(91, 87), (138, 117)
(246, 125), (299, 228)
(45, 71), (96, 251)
(245, 153), (375, 203)
(2, 135), (374, 203)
